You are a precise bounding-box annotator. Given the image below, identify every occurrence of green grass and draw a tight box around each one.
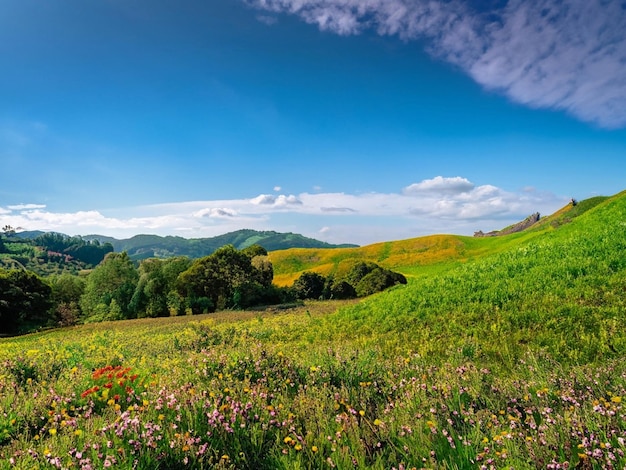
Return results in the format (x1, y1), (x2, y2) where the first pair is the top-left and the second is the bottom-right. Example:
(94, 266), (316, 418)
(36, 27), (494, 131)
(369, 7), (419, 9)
(2, 192), (626, 469)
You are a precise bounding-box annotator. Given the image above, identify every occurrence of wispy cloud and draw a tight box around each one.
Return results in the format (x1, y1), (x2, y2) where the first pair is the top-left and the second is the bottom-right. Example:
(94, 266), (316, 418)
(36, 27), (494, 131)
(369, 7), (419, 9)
(7, 204), (47, 210)
(247, 0), (626, 128)
(0, 177), (566, 245)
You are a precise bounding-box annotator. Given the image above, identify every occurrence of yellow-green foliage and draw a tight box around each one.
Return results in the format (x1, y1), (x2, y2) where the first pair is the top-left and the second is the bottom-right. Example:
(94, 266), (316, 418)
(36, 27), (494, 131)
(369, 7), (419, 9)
(270, 197), (610, 286)
(270, 234), (485, 285)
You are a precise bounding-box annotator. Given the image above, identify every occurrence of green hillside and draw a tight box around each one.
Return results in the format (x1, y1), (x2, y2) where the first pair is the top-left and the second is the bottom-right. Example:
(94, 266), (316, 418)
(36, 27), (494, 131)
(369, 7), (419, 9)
(1, 191), (625, 469)
(270, 196), (601, 285)
(85, 229), (358, 261)
(324, 190), (626, 363)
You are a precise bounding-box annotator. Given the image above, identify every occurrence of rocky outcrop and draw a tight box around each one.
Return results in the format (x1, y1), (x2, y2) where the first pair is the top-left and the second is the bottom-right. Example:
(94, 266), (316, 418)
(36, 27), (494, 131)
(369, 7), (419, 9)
(474, 212), (540, 237)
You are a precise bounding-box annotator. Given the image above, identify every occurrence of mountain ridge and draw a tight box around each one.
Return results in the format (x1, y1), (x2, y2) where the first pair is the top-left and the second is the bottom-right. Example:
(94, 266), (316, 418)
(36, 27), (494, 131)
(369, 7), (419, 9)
(82, 229), (358, 261)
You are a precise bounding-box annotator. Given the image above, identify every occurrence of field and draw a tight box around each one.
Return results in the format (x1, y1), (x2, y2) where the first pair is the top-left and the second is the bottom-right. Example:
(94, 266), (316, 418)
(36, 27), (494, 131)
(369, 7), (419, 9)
(1, 191), (626, 469)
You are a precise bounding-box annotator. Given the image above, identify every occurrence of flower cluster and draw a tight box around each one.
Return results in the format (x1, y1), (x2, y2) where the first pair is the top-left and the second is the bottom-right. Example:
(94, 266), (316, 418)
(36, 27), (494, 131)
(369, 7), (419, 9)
(80, 366), (143, 412)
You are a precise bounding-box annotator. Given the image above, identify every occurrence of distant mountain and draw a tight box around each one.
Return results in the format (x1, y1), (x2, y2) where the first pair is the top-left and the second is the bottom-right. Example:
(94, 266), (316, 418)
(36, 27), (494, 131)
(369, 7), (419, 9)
(83, 229), (358, 261)
(13, 230), (47, 239)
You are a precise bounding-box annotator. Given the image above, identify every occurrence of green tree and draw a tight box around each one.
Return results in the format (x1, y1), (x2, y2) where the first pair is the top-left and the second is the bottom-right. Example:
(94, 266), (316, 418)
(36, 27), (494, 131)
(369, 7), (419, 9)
(49, 273), (86, 326)
(341, 261), (407, 297)
(292, 271), (326, 300)
(80, 252), (138, 321)
(251, 254), (274, 288)
(241, 244), (268, 258)
(177, 245), (275, 312)
(327, 279), (357, 300)
(130, 257), (191, 318)
(354, 267), (407, 297)
(0, 269), (53, 335)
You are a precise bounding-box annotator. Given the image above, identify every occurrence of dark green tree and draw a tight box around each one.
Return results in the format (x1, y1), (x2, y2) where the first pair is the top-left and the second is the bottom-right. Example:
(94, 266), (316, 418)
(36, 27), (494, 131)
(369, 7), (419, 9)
(241, 244), (268, 258)
(0, 269), (53, 335)
(354, 267), (407, 297)
(327, 279), (357, 299)
(292, 271), (326, 300)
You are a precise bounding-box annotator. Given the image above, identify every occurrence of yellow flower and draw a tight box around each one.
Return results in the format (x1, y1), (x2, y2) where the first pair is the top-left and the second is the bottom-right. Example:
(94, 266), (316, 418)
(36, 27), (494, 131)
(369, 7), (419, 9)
(373, 419), (383, 427)
(359, 410), (365, 416)
(74, 430), (83, 437)
(611, 396), (622, 403)
(294, 444), (302, 451)
(311, 446), (318, 453)
(221, 455), (229, 460)
(284, 436), (293, 445)
(49, 428), (57, 435)
(158, 414), (165, 421)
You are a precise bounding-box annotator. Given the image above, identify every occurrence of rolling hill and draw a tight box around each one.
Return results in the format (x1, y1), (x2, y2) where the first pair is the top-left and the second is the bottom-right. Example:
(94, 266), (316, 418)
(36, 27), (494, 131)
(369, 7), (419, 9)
(83, 229), (358, 261)
(2, 191), (626, 469)
(269, 195), (604, 285)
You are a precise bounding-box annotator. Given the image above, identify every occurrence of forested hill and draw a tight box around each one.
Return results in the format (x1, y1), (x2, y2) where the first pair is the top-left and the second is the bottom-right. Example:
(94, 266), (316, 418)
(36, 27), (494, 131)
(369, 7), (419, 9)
(82, 229), (358, 261)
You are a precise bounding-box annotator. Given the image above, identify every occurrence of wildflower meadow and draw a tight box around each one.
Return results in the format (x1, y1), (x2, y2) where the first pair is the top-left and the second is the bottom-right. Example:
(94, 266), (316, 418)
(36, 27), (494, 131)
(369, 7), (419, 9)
(2, 192), (626, 469)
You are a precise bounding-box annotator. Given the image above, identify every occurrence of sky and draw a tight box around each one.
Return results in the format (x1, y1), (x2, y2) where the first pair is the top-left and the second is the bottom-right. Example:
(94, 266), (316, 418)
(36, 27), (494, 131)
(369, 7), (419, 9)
(1, 0), (625, 246)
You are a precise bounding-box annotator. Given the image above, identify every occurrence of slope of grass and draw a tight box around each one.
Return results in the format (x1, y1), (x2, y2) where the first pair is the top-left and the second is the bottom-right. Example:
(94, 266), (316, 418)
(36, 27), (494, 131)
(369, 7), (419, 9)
(270, 197), (611, 287)
(2, 192), (626, 469)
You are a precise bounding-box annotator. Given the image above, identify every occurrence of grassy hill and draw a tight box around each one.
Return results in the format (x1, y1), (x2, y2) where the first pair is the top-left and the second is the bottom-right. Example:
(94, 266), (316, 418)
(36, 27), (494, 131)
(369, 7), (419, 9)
(270, 196), (602, 286)
(1, 191), (625, 469)
(84, 229), (358, 261)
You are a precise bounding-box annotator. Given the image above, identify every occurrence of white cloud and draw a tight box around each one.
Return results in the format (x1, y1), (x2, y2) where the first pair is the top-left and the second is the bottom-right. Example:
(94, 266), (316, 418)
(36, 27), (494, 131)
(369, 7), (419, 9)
(273, 186), (282, 192)
(403, 176), (474, 195)
(251, 194), (277, 205)
(7, 203), (47, 210)
(194, 208), (238, 218)
(0, 177), (568, 245)
(246, 0), (626, 128)
(251, 193), (302, 206)
(275, 194), (302, 206)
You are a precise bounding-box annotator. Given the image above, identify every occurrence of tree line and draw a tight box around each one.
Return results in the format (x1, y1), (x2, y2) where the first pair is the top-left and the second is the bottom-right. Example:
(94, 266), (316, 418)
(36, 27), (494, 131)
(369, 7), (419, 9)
(0, 228), (114, 275)
(0, 244), (406, 336)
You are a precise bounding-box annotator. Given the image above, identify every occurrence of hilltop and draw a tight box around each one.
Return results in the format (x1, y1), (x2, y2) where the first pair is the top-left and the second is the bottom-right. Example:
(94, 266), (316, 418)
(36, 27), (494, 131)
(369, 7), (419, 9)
(83, 229), (358, 261)
(0, 229), (358, 275)
(269, 194), (609, 285)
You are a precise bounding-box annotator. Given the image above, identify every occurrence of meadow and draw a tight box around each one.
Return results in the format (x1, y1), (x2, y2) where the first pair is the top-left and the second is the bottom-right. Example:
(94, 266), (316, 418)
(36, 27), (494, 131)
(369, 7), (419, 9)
(1, 192), (625, 469)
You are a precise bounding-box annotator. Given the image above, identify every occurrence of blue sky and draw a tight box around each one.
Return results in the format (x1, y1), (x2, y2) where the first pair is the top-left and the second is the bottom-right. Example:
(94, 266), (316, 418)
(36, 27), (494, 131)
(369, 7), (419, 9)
(1, 0), (625, 245)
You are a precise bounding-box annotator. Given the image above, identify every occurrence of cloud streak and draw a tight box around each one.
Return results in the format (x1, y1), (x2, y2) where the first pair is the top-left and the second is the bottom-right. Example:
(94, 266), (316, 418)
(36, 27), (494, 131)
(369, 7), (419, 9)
(247, 0), (626, 128)
(0, 177), (566, 245)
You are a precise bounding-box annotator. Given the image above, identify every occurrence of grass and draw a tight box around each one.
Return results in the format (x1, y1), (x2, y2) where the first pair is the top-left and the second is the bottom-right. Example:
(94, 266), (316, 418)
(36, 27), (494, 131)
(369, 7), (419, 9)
(2, 192), (626, 469)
